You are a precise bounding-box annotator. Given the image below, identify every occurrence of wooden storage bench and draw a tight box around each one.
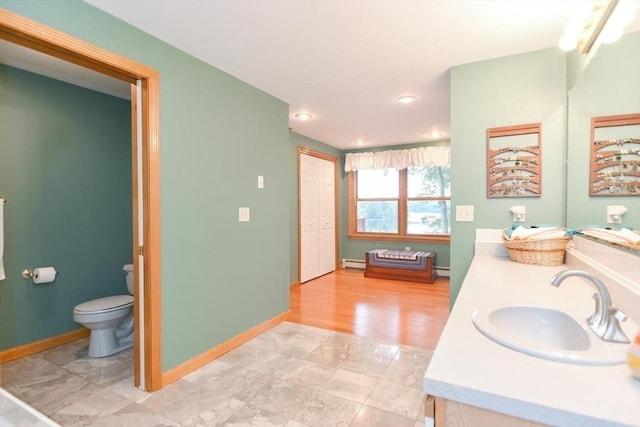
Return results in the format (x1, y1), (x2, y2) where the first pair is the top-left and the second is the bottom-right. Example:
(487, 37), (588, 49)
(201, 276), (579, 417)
(365, 249), (437, 284)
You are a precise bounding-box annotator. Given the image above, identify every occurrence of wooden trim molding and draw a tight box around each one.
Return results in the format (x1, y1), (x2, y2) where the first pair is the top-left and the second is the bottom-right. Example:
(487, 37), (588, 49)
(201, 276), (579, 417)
(0, 328), (90, 364)
(290, 281), (301, 289)
(297, 146), (338, 163)
(347, 233), (451, 244)
(161, 310), (290, 387)
(143, 72), (162, 392)
(0, 8), (162, 392)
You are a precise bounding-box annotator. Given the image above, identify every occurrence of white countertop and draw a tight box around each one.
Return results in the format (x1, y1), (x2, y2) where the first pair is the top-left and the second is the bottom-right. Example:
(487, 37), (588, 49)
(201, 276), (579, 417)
(0, 388), (60, 426)
(423, 255), (640, 427)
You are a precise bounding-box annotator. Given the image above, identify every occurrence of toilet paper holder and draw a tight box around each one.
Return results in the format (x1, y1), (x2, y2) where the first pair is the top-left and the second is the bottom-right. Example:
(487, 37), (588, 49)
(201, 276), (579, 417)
(21, 267), (58, 283)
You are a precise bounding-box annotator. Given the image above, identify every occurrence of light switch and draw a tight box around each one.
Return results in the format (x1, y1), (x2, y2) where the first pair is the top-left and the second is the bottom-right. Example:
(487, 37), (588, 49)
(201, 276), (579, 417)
(456, 205), (474, 222)
(258, 176), (264, 189)
(239, 207), (250, 222)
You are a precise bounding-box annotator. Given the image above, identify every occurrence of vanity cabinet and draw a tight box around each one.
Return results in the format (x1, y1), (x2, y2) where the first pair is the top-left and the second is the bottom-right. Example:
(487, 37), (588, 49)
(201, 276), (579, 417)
(423, 248), (640, 427)
(433, 397), (546, 427)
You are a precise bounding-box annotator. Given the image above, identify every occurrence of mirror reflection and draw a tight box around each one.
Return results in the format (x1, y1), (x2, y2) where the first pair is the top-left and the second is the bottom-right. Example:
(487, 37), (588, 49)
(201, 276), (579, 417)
(566, 31), (640, 234)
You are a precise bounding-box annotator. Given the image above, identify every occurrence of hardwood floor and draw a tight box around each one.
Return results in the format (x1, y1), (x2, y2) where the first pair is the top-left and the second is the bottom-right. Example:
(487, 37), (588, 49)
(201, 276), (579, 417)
(289, 268), (450, 350)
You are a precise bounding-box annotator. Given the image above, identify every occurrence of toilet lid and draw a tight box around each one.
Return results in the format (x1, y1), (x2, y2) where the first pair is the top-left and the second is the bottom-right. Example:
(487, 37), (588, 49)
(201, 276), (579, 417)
(74, 295), (133, 313)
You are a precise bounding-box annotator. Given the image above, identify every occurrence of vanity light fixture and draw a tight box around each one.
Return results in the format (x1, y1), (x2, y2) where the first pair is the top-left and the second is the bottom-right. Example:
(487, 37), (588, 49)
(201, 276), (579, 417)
(559, 0), (640, 54)
(396, 95), (418, 104)
(294, 113), (312, 120)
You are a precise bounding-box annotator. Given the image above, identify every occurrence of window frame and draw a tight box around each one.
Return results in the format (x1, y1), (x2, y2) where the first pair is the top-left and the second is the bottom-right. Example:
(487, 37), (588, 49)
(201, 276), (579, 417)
(347, 168), (451, 243)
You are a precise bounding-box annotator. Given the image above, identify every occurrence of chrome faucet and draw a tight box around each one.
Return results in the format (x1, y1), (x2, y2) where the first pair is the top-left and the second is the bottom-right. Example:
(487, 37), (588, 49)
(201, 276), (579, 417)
(549, 269), (629, 343)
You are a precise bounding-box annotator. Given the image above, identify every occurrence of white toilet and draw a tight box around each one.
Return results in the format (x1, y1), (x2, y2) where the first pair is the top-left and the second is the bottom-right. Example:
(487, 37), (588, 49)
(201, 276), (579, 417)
(73, 264), (134, 358)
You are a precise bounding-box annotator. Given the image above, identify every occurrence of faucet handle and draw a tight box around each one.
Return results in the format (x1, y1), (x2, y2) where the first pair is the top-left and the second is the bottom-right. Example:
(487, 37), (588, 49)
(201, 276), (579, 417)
(612, 307), (627, 322)
(605, 307), (630, 343)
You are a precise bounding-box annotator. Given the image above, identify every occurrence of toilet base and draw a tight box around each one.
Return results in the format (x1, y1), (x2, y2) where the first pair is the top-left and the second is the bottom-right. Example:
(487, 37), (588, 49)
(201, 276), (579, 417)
(88, 328), (133, 358)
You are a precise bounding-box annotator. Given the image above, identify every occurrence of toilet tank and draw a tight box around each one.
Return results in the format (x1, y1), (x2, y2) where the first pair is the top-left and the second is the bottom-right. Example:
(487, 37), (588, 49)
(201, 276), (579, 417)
(123, 264), (134, 295)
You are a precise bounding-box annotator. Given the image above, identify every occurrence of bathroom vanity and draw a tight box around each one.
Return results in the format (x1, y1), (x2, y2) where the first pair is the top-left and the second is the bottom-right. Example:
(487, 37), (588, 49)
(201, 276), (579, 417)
(424, 232), (640, 427)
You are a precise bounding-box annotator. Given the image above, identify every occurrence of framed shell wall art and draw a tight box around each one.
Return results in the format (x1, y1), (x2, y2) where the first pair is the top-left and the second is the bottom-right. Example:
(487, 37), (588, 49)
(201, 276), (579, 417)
(487, 123), (541, 198)
(590, 113), (640, 196)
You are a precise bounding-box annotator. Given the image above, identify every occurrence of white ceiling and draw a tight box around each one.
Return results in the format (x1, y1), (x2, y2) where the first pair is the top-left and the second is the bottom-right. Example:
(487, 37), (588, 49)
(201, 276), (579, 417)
(0, 40), (131, 100)
(83, 0), (598, 149)
(6, 1), (639, 150)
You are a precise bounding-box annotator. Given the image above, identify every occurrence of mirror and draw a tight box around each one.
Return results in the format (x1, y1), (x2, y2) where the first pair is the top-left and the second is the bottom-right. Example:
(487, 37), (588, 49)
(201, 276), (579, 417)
(566, 31), (640, 232)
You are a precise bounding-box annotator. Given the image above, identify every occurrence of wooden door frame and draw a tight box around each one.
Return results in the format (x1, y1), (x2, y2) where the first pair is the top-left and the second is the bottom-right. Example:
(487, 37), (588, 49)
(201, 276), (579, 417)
(297, 146), (339, 284)
(0, 9), (163, 391)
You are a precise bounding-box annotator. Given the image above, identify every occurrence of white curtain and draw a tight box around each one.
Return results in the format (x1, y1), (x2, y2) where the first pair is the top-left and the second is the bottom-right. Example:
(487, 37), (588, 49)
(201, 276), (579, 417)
(344, 146), (450, 172)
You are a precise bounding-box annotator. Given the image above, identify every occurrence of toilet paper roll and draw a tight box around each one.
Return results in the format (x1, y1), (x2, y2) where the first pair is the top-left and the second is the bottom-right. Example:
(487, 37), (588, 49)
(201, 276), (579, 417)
(32, 267), (57, 284)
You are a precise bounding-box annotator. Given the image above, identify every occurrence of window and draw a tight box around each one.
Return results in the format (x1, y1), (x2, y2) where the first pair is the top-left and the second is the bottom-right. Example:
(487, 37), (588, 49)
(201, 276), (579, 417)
(348, 165), (450, 242)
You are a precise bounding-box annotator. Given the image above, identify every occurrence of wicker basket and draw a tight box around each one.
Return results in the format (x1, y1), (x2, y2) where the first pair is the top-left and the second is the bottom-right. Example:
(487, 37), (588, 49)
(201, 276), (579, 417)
(502, 229), (570, 266)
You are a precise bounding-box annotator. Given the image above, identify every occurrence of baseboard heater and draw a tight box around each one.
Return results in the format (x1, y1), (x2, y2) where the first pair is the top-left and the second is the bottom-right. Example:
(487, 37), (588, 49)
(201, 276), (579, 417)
(341, 258), (366, 269)
(436, 266), (450, 278)
(341, 258), (450, 277)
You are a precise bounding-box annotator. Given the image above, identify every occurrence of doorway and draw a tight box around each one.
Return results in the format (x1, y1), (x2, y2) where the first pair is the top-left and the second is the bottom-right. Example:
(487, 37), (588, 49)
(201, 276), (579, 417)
(297, 146), (338, 283)
(0, 9), (162, 391)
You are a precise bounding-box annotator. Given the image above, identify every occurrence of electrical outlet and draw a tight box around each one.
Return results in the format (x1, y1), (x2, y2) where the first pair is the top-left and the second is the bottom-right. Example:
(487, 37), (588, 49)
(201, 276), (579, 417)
(456, 205), (474, 222)
(258, 176), (264, 189)
(239, 207), (250, 222)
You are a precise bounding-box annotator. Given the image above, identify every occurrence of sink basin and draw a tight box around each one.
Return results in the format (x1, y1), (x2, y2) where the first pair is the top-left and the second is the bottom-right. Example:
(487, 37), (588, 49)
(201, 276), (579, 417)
(472, 305), (629, 365)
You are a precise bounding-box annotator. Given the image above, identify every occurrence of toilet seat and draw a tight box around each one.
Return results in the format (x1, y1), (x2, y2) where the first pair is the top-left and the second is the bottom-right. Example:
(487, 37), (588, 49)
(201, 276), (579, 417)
(74, 295), (133, 314)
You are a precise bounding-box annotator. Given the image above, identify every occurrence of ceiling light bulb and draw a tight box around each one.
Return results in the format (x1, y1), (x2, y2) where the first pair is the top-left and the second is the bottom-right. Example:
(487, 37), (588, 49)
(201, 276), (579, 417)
(564, 17), (584, 38)
(396, 96), (417, 104)
(294, 113), (312, 120)
(611, 1), (639, 26)
(559, 34), (578, 51)
(355, 140), (365, 146)
(600, 25), (623, 44)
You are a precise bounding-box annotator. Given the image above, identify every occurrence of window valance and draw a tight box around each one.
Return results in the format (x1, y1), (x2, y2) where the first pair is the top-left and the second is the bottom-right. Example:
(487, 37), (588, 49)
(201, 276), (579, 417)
(344, 146), (450, 172)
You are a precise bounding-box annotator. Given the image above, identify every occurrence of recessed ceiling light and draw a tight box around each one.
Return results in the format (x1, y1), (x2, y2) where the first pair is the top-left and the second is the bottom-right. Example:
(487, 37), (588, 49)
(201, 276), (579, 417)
(294, 113), (312, 120)
(396, 95), (418, 104)
(429, 131), (444, 138)
(355, 140), (365, 146)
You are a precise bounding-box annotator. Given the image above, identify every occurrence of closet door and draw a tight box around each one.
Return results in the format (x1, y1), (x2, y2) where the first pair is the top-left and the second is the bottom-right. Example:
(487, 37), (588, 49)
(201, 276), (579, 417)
(300, 153), (319, 283)
(317, 157), (335, 277)
(299, 151), (336, 283)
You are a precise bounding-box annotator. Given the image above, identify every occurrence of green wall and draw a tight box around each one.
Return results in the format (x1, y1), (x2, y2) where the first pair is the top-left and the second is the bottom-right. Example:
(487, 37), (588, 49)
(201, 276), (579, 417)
(450, 48), (567, 306)
(1, 0), (290, 371)
(0, 65), (132, 349)
(566, 31), (640, 229)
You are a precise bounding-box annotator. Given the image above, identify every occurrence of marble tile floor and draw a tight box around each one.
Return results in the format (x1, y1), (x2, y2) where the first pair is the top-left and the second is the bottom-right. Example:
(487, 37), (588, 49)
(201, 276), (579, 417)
(1, 322), (433, 426)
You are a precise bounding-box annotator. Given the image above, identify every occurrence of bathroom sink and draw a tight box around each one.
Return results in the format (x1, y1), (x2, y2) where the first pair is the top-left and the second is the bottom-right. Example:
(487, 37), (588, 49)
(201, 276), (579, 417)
(472, 305), (629, 365)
